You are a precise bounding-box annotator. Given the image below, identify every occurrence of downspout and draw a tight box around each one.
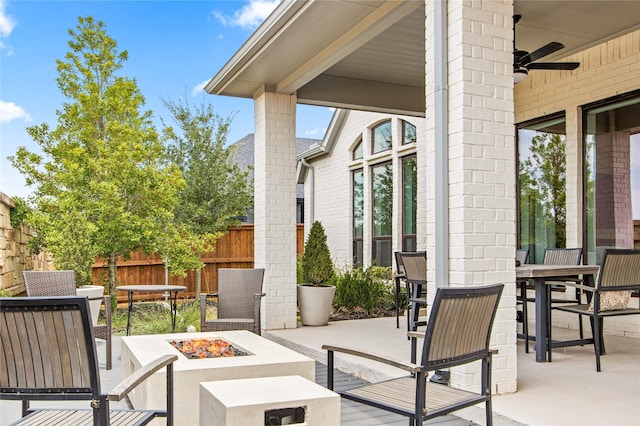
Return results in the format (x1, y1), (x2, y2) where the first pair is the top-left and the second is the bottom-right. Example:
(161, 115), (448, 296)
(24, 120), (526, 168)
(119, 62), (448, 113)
(434, 0), (449, 288)
(301, 158), (314, 224)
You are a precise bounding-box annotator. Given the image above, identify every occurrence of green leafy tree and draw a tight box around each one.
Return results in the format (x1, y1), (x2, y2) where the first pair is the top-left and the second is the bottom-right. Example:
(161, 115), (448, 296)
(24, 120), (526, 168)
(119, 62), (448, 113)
(521, 133), (567, 250)
(162, 96), (253, 295)
(9, 16), (184, 298)
(301, 221), (334, 285)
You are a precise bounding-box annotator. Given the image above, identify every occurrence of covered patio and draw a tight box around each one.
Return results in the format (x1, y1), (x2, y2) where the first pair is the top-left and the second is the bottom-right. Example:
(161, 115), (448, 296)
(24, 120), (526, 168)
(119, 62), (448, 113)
(204, 0), (640, 395)
(1, 317), (637, 425)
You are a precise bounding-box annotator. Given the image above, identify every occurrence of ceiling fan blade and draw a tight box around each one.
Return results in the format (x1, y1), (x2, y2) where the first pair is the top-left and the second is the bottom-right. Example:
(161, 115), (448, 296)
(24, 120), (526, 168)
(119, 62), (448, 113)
(520, 41), (565, 65)
(527, 62), (580, 70)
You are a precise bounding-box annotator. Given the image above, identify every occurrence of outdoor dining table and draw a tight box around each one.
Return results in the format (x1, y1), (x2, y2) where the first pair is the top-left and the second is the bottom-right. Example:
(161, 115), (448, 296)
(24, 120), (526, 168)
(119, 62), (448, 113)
(516, 264), (600, 362)
(116, 285), (187, 336)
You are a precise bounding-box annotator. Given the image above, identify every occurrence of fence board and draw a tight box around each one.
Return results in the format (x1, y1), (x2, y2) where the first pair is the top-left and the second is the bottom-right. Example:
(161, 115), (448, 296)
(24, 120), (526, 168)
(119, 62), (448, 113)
(93, 225), (304, 303)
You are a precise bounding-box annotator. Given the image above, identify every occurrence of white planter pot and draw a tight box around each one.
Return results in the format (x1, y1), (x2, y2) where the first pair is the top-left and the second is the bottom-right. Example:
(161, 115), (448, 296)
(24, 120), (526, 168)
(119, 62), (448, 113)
(76, 285), (104, 326)
(297, 284), (336, 326)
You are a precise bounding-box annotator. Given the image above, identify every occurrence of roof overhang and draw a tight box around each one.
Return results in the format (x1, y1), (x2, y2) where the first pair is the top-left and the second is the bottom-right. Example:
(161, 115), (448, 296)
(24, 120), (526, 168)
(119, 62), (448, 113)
(206, 0), (640, 116)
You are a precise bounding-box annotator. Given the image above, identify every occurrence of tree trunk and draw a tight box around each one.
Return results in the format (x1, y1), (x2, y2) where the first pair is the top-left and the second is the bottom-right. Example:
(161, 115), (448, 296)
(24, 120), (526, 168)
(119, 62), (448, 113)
(195, 268), (202, 298)
(109, 253), (118, 310)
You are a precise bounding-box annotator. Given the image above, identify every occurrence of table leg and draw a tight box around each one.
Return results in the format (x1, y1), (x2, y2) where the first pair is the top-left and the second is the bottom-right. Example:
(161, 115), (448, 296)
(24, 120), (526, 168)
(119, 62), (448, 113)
(126, 291), (133, 336)
(534, 277), (548, 362)
(170, 291), (178, 332)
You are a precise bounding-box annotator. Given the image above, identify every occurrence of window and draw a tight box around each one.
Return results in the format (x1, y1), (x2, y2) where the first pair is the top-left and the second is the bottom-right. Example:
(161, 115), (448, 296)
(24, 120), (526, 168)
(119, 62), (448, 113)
(353, 139), (363, 160)
(352, 169), (364, 268)
(402, 155), (417, 251)
(517, 114), (568, 264)
(403, 121), (416, 145)
(372, 121), (392, 154)
(372, 162), (393, 266)
(583, 92), (640, 264)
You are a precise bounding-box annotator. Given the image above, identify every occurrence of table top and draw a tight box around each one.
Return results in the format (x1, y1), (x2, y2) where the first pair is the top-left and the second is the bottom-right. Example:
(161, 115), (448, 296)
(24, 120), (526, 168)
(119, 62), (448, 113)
(516, 264), (600, 279)
(116, 285), (187, 292)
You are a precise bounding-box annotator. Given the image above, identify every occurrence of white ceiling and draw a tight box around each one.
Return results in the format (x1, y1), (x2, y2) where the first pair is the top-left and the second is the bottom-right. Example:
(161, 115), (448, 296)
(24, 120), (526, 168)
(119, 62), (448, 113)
(206, 0), (640, 115)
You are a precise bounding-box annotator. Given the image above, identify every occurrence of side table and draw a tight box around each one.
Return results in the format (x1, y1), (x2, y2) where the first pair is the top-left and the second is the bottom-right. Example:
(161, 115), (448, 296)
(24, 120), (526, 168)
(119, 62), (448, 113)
(116, 285), (187, 335)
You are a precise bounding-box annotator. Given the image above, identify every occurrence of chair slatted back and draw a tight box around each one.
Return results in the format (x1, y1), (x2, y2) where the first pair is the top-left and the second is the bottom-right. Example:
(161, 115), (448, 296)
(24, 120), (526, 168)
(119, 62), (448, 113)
(395, 252), (426, 283)
(543, 248), (582, 265)
(516, 249), (529, 264)
(422, 284), (503, 369)
(598, 249), (640, 290)
(23, 270), (77, 296)
(0, 297), (100, 399)
(217, 268), (265, 319)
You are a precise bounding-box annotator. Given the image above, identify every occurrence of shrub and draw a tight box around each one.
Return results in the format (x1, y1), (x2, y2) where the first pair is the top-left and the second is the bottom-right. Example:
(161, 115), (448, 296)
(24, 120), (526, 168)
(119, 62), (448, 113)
(333, 265), (392, 312)
(300, 221), (334, 285)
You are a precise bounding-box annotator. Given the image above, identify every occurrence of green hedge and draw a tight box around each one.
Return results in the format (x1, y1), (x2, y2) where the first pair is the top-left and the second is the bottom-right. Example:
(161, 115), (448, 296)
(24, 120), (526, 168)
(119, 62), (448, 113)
(332, 265), (394, 311)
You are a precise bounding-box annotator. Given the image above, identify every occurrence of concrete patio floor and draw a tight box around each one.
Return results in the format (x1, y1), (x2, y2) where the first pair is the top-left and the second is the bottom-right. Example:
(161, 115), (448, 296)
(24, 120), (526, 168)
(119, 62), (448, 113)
(267, 315), (640, 426)
(2, 316), (638, 425)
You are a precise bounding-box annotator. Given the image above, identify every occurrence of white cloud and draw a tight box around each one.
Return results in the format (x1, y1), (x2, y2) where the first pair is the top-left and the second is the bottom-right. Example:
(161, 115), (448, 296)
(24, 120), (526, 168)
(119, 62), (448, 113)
(0, 100), (31, 123)
(304, 128), (326, 138)
(0, 0), (15, 36)
(0, 0), (16, 54)
(213, 0), (279, 30)
(192, 79), (210, 96)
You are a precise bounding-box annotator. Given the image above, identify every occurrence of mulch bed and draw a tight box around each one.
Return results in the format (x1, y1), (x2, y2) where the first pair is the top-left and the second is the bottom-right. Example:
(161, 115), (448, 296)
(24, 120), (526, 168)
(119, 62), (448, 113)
(329, 306), (398, 321)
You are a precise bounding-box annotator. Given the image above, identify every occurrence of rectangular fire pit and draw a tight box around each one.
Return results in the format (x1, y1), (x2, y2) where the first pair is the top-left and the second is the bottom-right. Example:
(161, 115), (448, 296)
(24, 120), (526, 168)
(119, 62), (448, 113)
(121, 331), (315, 426)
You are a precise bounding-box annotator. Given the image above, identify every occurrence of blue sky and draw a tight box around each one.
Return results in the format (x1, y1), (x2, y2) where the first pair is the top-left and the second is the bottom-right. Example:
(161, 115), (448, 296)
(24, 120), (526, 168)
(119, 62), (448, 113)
(0, 0), (333, 199)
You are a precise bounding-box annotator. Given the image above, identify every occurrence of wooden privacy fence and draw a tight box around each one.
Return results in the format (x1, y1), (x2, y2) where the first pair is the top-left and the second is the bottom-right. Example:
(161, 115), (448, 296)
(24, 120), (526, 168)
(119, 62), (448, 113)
(92, 224), (305, 303)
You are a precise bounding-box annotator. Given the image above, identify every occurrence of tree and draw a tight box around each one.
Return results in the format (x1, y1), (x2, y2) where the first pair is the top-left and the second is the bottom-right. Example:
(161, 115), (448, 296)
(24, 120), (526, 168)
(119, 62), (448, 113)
(301, 221), (334, 285)
(162, 96), (253, 295)
(520, 132), (567, 250)
(9, 16), (184, 300)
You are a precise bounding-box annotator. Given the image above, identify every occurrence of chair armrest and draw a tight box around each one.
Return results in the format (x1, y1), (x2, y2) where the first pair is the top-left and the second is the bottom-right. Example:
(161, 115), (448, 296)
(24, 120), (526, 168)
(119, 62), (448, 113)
(106, 354), (178, 401)
(407, 331), (424, 340)
(200, 294), (218, 331)
(566, 283), (596, 292)
(102, 295), (112, 328)
(322, 344), (421, 373)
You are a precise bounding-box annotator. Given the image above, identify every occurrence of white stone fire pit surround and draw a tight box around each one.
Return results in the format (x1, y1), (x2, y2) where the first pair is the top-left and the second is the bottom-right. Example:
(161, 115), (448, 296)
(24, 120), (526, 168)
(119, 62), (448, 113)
(121, 331), (315, 426)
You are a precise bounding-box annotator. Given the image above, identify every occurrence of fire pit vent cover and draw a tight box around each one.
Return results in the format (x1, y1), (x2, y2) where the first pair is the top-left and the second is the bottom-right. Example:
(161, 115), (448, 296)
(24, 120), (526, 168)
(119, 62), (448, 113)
(169, 338), (252, 359)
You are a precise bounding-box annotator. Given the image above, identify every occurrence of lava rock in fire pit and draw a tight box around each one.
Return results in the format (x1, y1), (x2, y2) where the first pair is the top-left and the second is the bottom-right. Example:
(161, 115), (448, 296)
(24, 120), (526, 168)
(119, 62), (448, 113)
(170, 338), (249, 359)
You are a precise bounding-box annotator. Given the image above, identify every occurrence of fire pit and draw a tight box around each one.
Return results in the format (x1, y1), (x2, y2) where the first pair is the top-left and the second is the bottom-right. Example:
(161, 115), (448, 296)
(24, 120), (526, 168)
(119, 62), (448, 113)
(169, 338), (251, 359)
(121, 331), (315, 426)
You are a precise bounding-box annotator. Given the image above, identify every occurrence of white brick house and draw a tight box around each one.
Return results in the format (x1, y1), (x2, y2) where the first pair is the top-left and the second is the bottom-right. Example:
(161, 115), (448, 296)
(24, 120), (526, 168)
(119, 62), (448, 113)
(206, 1), (640, 394)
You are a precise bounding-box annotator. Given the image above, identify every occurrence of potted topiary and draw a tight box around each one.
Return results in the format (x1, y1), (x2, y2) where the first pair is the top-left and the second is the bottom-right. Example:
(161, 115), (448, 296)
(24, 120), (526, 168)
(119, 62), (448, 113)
(297, 221), (335, 326)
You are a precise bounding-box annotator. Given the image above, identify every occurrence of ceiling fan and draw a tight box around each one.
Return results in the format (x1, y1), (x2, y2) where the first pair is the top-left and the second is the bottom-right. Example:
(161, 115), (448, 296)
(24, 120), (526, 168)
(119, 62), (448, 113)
(513, 14), (580, 83)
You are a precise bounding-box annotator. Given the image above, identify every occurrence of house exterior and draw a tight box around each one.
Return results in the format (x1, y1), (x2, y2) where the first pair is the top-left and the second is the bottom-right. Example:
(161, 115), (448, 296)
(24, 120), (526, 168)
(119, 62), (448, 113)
(205, 1), (640, 394)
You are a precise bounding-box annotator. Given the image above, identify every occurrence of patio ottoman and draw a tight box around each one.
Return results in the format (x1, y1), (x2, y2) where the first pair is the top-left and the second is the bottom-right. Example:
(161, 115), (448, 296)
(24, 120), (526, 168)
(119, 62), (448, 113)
(199, 375), (340, 426)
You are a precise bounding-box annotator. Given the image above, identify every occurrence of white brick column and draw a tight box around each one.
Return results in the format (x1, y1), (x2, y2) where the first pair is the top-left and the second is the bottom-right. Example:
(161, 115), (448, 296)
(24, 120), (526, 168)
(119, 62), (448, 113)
(253, 87), (298, 330)
(425, 1), (517, 394)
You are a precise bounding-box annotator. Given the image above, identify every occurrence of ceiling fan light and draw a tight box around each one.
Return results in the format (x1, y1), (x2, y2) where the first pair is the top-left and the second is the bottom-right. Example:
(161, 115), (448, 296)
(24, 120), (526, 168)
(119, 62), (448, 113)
(514, 68), (528, 84)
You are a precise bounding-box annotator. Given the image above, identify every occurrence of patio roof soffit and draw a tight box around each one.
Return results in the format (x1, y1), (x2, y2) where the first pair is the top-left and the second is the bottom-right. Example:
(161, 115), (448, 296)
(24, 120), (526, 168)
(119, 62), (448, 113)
(205, 1), (640, 115)
(205, 0), (426, 115)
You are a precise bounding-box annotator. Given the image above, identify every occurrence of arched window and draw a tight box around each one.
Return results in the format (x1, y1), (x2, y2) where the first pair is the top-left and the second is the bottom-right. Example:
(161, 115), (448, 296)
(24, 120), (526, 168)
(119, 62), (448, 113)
(371, 121), (392, 154)
(353, 139), (363, 160)
(403, 121), (416, 145)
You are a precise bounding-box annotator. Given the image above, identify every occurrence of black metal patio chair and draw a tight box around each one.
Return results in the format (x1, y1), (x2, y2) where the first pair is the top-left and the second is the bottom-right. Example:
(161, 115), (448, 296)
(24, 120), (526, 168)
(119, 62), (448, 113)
(323, 283), (504, 426)
(552, 248), (640, 371)
(394, 251), (427, 333)
(23, 270), (113, 370)
(0, 296), (177, 425)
